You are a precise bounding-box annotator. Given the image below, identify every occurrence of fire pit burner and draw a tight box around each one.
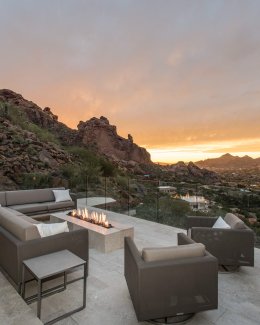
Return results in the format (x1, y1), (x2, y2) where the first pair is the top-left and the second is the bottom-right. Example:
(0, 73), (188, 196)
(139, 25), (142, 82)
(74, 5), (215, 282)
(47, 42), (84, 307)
(67, 208), (113, 229)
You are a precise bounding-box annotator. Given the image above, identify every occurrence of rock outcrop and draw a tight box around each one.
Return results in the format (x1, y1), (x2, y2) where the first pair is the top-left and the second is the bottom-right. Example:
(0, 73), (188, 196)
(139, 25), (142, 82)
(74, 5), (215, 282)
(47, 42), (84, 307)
(76, 116), (151, 164)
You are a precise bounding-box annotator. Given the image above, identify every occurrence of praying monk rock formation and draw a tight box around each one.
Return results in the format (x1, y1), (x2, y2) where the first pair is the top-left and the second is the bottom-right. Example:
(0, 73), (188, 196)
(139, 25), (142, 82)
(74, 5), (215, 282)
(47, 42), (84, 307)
(77, 116), (151, 165)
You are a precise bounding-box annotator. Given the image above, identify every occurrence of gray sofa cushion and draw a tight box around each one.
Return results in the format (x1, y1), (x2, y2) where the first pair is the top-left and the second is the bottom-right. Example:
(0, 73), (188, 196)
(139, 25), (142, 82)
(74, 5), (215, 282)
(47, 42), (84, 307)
(47, 201), (74, 211)
(224, 213), (246, 230)
(19, 214), (41, 224)
(142, 243), (206, 262)
(0, 192), (6, 206)
(9, 203), (49, 214)
(5, 187), (65, 206)
(0, 207), (40, 241)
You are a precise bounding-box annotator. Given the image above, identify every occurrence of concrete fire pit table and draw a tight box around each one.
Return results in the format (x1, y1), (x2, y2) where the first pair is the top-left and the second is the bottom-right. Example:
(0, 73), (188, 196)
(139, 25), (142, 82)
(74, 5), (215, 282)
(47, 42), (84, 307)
(50, 208), (134, 253)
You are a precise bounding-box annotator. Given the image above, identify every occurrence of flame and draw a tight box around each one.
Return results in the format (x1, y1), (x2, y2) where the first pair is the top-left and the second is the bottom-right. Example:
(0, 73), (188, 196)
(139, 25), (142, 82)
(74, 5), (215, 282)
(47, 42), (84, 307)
(70, 208), (110, 228)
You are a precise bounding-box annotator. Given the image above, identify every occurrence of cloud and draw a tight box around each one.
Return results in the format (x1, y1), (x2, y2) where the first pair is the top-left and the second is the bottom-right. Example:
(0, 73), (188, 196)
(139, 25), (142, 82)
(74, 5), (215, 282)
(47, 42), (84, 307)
(0, 0), (260, 160)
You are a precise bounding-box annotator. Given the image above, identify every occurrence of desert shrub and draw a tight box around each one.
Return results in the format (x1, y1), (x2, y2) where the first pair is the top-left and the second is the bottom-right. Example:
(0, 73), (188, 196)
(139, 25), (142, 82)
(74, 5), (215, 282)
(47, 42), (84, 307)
(99, 158), (116, 177)
(27, 123), (60, 144)
(65, 146), (118, 178)
(26, 145), (38, 156)
(12, 134), (27, 145)
(0, 101), (9, 117)
(115, 175), (129, 190)
(2, 103), (60, 144)
(21, 173), (51, 189)
(61, 164), (85, 190)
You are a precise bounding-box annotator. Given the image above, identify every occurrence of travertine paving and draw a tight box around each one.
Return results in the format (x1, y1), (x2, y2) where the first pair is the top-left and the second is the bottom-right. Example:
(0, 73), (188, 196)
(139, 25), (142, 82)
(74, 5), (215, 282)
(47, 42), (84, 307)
(1, 209), (260, 324)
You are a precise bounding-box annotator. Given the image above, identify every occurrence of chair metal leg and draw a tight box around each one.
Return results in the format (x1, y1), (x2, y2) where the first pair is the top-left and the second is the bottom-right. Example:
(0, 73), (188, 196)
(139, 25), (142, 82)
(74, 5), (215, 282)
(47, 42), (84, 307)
(37, 279), (42, 319)
(21, 264), (26, 298)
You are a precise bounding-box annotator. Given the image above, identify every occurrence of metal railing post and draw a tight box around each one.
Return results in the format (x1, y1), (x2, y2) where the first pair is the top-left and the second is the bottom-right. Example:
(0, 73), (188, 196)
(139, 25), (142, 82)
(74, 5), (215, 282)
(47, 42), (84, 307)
(156, 179), (160, 222)
(104, 177), (107, 210)
(128, 178), (130, 216)
(85, 174), (88, 207)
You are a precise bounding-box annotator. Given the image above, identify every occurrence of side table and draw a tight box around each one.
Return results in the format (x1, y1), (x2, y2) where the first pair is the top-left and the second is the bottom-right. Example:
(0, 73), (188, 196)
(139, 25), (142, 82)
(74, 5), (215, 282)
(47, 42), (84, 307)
(21, 250), (87, 325)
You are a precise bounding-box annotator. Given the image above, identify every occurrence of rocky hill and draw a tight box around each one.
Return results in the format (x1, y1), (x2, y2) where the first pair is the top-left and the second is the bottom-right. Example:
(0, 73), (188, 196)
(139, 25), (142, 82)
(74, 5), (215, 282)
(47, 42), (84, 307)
(0, 88), (219, 189)
(0, 89), (153, 189)
(0, 116), (73, 189)
(0, 89), (151, 165)
(196, 153), (260, 169)
(162, 161), (219, 184)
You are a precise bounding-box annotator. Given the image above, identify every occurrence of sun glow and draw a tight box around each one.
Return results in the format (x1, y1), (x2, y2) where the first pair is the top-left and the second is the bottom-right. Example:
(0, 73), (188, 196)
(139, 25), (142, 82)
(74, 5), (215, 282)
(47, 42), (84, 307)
(147, 139), (260, 163)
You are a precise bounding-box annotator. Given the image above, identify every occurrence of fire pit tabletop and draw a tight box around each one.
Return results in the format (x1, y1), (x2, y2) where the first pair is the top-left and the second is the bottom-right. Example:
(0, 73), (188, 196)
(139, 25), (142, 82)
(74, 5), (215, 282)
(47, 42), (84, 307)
(50, 210), (134, 253)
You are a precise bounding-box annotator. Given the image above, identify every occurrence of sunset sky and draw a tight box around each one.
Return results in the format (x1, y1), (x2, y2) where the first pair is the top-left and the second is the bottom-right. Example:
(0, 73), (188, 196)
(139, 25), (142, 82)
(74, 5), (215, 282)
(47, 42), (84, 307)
(0, 0), (260, 163)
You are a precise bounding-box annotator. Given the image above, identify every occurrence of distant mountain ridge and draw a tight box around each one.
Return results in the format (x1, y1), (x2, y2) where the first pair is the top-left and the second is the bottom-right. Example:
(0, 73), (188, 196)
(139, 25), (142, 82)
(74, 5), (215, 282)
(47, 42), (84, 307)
(196, 153), (260, 169)
(162, 161), (219, 184)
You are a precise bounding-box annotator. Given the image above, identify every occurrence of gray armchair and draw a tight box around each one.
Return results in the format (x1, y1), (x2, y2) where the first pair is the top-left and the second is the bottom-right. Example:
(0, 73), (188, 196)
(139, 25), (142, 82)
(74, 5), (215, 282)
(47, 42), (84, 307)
(124, 233), (218, 323)
(186, 214), (255, 270)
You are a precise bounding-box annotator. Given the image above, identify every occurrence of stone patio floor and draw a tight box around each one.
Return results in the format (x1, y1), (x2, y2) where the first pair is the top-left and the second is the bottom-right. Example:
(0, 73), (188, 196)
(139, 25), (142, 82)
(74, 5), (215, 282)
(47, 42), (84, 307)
(1, 208), (260, 325)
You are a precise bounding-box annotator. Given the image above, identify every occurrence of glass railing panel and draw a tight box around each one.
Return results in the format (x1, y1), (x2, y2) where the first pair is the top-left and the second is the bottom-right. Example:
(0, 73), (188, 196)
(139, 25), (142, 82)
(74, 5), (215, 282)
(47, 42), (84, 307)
(15, 171), (260, 246)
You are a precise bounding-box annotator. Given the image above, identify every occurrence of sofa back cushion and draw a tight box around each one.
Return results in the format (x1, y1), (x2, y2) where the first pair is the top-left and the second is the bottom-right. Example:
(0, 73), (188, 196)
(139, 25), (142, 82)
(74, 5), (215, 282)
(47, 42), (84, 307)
(142, 243), (205, 262)
(52, 189), (72, 202)
(5, 187), (65, 206)
(0, 207), (40, 241)
(224, 213), (246, 230)
(0, 192), (6, 206)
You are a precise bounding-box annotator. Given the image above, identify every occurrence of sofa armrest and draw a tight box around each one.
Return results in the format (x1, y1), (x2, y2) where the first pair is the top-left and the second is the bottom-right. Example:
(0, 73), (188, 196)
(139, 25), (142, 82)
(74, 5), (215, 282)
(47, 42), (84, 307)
(70, 192), (78, 209)
(0, 227), (88, 287)
(186, 216), (217, 230)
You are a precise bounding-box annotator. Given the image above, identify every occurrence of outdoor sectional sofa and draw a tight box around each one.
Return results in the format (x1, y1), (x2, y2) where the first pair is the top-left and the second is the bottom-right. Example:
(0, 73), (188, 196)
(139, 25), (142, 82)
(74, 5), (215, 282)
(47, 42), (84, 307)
(0, 206), (88, 293)
(0, 187), (76, 218)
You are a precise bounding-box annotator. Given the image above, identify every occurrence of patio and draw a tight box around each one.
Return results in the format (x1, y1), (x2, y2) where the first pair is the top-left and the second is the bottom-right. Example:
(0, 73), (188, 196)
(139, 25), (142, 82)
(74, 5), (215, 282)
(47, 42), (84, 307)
(0, 208), (260, 325)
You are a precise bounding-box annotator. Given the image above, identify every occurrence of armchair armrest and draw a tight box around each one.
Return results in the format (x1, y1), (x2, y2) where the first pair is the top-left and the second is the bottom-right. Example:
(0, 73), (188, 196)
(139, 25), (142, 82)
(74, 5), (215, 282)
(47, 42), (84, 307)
(178, 232), (196, 245)
(124, 237), (144, 317)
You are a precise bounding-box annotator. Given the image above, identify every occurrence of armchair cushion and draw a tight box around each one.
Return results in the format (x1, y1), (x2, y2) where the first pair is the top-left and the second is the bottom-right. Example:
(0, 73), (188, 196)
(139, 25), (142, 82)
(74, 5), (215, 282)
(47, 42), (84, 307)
(142, 242), (205, 262)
